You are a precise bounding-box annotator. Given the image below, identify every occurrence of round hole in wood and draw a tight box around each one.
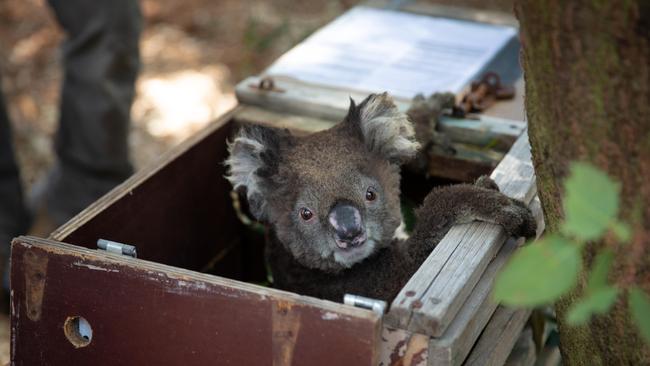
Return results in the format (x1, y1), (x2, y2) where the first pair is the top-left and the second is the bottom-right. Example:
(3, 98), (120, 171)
(64, 316), (93, 348)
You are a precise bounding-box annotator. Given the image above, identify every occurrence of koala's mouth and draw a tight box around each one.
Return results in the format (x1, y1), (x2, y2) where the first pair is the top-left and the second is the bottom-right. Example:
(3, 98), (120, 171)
(332, 235), (376, 267)
(334, 232), (367, 250)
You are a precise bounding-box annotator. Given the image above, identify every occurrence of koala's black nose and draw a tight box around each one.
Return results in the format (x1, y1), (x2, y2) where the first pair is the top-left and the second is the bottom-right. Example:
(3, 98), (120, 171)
(328, 203), (366, 249)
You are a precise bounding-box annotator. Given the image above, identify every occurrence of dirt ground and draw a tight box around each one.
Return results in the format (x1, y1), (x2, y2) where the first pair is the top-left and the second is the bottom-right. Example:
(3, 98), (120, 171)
(0, 0), (512, 362)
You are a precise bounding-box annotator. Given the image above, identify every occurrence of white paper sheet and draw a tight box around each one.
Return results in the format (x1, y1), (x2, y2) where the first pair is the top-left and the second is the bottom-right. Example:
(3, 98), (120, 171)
(266, 7), (517, 99)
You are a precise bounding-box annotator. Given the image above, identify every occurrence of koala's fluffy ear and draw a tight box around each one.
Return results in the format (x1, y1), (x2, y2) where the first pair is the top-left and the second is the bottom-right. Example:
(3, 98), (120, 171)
(345, 92), (420, 164)
(225, 124), (288, 221)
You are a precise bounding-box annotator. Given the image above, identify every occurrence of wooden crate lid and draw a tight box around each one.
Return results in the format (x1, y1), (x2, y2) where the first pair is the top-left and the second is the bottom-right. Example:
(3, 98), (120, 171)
(234, 3), (526, 152)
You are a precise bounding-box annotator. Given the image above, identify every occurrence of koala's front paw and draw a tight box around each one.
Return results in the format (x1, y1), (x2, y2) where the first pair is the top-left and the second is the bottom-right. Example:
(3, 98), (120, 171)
(473, 178), (535, 238)
(475, 175), (500, 191)
(497, 198), (537, 239)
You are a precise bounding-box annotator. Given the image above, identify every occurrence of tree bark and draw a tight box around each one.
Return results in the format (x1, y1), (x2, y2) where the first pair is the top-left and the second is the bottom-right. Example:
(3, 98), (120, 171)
(514, 1), (650, 364)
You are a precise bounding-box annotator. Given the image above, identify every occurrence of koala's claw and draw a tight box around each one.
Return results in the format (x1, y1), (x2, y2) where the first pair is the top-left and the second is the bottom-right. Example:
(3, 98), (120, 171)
(475, 176), (500, 191)
(500, 198), (537, 239)
(467, 181), (536, 239)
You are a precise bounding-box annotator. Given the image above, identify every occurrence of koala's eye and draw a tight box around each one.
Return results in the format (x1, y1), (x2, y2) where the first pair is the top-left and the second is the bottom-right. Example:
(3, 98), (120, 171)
(299, 207), (314, 221)
(365, 187), (377, 201)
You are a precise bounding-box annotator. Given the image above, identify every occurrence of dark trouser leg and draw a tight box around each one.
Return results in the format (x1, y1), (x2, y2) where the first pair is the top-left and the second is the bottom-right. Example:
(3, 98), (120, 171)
(37, 0), (141, 225)
(0, 89), (30, 257)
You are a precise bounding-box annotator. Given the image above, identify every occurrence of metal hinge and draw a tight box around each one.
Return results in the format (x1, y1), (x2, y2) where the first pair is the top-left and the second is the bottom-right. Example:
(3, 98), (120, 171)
(97, 239), (137, 258)
(344, 294), (387, 315)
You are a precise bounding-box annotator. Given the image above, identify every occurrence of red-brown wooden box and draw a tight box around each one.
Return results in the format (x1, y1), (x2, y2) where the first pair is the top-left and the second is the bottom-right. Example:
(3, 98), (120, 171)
(10, 4), (540, 365)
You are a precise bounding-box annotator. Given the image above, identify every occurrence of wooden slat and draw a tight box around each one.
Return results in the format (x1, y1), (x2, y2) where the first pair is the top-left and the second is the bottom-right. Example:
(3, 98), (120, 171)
(235, 76), (525, 148)
(504, 328), (536, 366)
(427, 239), (518, 366)
(235, 105), (520, 150)
(463, 307), (532, 366)
(427, 197), (544, 366)
(412, 223), (505, 332)
(233, 105), (335, 135)
(236, 75), (370, 121)
(11, 236), (381, 366)
(386, 132), (536, 337)
(437, 115), (524, 151)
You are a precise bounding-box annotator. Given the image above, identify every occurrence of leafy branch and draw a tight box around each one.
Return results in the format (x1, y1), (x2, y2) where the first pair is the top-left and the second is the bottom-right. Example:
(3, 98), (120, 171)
(493, 162), (650, 343)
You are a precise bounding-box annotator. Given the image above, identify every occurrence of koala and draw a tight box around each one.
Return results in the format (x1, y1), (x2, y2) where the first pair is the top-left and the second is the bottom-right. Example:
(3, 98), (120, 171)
(225, 93), (536, 303)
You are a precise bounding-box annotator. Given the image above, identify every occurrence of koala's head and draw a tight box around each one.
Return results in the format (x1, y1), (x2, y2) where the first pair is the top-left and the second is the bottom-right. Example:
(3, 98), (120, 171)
(225, 93), (419, 273)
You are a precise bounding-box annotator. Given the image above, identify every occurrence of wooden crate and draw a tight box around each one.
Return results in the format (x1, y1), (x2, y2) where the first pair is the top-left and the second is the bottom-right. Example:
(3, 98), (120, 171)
(10, 112), (543, 366)
(10, 3), (546, 366)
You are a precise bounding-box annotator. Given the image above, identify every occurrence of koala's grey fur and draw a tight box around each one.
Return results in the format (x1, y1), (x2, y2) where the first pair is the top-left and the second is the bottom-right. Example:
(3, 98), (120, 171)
(225, 93), (536, 303)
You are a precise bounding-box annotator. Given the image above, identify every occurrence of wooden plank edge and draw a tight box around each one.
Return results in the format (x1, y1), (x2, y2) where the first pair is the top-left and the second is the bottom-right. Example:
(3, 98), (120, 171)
(462, 307), (532, 366)
(386, 132), (535, 335)
(410, 224), (506, 336)
(12, 235), (381, 322)
(504, 328), (536, 366)
(50, 107), (241, 241)
(438, 115), (524, 150)
(235, 76), (371, 122)
(237, 75), (525, 147)
(427, 239), (519, 366)
(427, 197), (544, 366)
(233, 105), (334, 134)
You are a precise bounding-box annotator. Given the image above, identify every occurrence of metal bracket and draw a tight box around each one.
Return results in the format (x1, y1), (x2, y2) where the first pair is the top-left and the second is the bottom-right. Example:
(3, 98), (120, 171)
(97, 239), (137, 258)
(344, 294), (387, 315)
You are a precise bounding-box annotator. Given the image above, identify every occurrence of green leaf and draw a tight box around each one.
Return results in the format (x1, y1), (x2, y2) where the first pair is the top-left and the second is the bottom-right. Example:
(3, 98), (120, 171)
(586, 249), (614, 293)
(566, 286), (619, 325)
(629, 287), (650, 344)
(611, 220), (632, 243)
(493, 235), (581, 307)
(561, 162), (620, 241)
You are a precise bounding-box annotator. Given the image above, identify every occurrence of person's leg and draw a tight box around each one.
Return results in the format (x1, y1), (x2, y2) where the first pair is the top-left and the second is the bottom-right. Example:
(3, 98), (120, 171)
(33, 0), (142, 227)
(0, 86), (31, 297)
(0, 89), (30, 255)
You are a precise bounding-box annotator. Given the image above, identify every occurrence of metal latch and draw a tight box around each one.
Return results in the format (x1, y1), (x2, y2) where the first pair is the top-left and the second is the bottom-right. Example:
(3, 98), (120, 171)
(97, 239), (137, 258)
(344, 294), (387, 315)
(452, 72), (515, 118)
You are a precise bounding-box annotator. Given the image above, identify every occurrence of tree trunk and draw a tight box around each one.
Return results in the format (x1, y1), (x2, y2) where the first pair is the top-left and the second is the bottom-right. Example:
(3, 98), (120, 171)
(514, 1), (650, 364)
